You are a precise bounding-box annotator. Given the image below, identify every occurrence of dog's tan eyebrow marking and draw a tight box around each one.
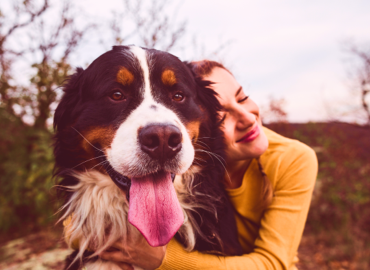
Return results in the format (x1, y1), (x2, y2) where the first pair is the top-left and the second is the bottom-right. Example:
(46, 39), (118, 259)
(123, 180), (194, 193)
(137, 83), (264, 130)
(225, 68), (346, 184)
(161, 69), (177, 86)
(116, 67), (134, 86)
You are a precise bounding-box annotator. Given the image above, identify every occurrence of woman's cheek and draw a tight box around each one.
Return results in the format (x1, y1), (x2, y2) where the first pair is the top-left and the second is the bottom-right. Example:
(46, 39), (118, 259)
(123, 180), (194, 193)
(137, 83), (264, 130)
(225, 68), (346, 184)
(252, 129), (269, 157)
(247, 99), (260, 116)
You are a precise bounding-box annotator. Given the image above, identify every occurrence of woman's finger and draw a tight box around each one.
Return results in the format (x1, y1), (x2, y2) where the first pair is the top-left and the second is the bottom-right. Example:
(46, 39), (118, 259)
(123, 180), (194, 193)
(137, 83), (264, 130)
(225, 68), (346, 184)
(111, 239), (125, 250)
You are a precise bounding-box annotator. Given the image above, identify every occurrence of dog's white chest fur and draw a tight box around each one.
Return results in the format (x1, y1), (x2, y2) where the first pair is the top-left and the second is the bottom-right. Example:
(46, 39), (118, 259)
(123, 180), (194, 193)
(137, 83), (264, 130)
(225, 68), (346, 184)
(61, 170), (195, 269)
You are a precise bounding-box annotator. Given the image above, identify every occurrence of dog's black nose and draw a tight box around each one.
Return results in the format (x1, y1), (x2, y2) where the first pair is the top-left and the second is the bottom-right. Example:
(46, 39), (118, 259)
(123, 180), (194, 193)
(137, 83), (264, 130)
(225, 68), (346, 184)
(139, 124), (182, 161)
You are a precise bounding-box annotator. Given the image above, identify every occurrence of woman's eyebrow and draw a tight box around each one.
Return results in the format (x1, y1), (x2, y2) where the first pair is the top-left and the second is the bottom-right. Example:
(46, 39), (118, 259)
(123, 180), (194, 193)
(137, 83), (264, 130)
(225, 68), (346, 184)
(234, 86), (243, 97)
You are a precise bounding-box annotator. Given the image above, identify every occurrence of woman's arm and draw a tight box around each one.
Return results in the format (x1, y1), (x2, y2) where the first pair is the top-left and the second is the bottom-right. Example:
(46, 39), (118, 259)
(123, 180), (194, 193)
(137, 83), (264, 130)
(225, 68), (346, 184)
(156, 143), (318, 270)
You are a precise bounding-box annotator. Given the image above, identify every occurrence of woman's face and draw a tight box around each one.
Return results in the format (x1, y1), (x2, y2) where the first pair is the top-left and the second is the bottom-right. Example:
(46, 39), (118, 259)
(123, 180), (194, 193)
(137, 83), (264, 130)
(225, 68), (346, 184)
(203, 67), (269, 163)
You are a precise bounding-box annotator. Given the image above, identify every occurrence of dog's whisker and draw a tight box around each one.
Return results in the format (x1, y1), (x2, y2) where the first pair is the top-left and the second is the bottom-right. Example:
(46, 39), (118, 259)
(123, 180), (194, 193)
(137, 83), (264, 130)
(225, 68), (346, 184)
(72, 127), (105, 153)
(89, 160), (109, 171)
(195, 149), (226, 167)
(193, 141), (212, 151)
(195, 149), (231, 183)
(193, 157), (207, 164)
(195, 149), (226, 163)
(196, 137), (216, 140)
(73, 155), (107, 169)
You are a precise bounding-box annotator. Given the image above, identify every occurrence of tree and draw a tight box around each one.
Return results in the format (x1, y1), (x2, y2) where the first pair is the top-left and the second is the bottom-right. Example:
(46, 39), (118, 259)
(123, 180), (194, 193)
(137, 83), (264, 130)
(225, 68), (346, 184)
(0, 0), (190, 233)
(0, 0), (94, 232)
(0, 0), (94, 129)
(0, 0), (49, 125)
(261, 96), (288, 124)
(349, 45), (370, 126)
(110, 0), (186, 52)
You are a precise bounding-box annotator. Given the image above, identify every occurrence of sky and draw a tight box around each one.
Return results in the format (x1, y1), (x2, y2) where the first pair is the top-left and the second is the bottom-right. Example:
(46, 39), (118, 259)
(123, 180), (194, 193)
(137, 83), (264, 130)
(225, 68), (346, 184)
(175, 0), (370, 123)
(4, 0), (370, 123)
(79, 0), (370, 123)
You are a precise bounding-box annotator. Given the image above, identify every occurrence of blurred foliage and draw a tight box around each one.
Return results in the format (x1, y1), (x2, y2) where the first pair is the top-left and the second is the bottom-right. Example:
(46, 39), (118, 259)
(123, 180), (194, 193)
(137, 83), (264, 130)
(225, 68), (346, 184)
(0, 55), (72, 232)
(0, 108), (56, 232)
(0, 0), (84, 234)
(267, 122), (370, 266)
(349, 44), (370, 126)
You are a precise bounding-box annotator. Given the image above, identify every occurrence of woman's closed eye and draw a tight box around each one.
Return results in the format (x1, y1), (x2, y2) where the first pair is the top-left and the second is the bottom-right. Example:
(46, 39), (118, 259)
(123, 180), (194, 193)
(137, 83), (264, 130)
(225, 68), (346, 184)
(234, 86), (249, 104)
(237, 95), (249, 103)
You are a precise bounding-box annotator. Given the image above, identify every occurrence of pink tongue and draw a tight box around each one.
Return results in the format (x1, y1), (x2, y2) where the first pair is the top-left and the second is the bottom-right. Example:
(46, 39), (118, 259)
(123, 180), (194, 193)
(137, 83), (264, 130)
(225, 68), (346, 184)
(128, 172), (184, 247)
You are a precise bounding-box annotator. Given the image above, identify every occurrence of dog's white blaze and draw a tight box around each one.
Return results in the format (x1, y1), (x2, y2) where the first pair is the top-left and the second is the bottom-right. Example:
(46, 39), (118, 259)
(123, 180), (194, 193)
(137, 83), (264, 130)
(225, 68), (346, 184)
(108, 46), (194, 176)
(129, 46), (152, 102)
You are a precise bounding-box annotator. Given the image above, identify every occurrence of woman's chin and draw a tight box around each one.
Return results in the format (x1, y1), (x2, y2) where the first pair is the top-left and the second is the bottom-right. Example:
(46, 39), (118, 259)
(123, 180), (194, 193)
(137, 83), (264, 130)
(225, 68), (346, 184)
(254, 129), (269, 156)
(232, 129), (269, 160)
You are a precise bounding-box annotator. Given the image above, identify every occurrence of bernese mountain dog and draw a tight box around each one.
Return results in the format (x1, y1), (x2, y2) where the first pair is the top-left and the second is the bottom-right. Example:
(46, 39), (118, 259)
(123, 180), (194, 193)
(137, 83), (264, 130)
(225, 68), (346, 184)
(54, 45), (242, 270)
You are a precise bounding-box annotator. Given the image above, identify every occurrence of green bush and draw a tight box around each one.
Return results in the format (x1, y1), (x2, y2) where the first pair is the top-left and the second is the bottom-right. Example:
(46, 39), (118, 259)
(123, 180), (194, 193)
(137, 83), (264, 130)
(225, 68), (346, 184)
(0, 108), (56, 232)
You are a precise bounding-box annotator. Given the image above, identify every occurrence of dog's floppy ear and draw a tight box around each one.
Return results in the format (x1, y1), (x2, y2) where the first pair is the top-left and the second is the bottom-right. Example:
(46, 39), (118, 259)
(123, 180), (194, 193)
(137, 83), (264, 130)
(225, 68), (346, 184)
(194, 78), (222, 117)
(54, 67), (84, 132)
(183, 61), (223, 119)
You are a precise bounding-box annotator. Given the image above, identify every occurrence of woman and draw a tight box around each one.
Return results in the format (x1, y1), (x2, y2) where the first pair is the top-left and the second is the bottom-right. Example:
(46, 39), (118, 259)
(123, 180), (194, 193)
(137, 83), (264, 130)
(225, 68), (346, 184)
(99, 60), (318, 270)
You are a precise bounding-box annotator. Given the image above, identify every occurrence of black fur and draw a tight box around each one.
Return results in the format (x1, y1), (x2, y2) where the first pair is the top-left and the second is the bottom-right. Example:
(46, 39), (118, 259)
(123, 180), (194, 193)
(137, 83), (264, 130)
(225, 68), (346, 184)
(173, 69), (242, 255)
(54, 46), (242, 269)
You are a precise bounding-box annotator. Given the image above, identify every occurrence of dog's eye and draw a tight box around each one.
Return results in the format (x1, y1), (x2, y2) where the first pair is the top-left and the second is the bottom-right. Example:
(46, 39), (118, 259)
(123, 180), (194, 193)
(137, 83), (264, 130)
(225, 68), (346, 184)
(110, 91), (125, 101)
(172, 93), (184, 102)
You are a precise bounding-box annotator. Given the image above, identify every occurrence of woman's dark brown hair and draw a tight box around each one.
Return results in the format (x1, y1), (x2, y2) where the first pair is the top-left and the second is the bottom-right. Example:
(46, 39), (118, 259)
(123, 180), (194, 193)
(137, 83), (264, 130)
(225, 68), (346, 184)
(188, 60), (273, 209)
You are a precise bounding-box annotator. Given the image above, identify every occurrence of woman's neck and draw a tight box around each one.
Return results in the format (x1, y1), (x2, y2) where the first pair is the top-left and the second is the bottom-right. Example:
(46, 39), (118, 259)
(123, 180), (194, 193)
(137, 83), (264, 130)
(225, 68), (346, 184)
(224, 158), (252, 189)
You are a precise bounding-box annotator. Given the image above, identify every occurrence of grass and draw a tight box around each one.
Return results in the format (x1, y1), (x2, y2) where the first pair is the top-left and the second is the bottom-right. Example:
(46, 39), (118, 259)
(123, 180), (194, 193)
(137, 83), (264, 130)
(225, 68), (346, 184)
(267, 122), (370, 269)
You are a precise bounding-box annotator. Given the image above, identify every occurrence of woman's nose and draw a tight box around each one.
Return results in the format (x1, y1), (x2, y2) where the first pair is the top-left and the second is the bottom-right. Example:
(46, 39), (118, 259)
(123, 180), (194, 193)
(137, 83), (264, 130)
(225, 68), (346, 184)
(235, 109), (256, 130)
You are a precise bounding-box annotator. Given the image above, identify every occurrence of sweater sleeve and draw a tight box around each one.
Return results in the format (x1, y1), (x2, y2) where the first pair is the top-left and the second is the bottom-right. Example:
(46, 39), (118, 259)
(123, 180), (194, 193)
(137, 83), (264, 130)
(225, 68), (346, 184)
(157, 144), (318, 270)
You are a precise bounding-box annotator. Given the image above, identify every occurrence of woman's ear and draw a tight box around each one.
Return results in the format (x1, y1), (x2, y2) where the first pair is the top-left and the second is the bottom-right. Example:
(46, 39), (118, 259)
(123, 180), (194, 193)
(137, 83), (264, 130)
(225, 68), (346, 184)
(54, 67), (84, 132)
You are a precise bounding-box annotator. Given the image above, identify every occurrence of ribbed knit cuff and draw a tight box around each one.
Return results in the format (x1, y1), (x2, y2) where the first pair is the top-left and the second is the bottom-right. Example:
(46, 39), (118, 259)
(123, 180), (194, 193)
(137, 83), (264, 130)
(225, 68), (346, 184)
(157, 239), (198, 270)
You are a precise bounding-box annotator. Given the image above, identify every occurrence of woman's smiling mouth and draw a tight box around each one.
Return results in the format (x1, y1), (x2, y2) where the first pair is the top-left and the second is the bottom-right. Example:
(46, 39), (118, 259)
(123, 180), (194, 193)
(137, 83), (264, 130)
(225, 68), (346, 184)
(236, 124), (260, 143)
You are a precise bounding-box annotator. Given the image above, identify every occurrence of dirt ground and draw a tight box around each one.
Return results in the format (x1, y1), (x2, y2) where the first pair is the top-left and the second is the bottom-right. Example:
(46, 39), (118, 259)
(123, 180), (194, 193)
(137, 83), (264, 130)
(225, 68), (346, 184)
(1, 227), (367, 270)
(297, 230), (369, 270)
(0, 227), (68, 270)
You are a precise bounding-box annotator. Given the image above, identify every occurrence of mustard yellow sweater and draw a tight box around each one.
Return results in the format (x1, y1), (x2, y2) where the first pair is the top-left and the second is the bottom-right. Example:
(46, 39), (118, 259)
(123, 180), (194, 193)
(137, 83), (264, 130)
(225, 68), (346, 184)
(157, 127), (318, 270)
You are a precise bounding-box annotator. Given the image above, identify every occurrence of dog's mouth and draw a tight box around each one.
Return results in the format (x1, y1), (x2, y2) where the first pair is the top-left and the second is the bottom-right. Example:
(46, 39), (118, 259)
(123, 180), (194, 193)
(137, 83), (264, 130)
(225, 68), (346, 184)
(102, 159), (183, 247)
(101, 160), (176, 200)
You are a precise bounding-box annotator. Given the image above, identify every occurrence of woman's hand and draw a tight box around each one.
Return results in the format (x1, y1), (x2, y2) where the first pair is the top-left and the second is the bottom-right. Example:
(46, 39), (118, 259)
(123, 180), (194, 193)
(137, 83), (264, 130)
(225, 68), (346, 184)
(99, 235), (167, 270)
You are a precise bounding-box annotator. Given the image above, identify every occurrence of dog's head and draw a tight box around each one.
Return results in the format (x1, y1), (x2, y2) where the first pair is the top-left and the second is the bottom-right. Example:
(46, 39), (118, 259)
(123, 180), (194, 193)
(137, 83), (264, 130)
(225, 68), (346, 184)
(54, 45), (221, 247)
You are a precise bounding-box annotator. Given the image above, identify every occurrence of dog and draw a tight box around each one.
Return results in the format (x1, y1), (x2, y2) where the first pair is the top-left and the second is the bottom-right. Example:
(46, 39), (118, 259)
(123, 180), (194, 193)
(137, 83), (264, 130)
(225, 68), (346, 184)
(54, 45), (242, 269)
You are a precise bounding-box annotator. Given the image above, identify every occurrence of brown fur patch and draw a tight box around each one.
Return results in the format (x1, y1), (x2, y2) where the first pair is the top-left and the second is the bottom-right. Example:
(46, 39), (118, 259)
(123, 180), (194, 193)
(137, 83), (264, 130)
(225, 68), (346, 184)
(84, 127), (115, 150)
(187, 119), (210, 169)
(161, 69), (177, 86)
(116, 67), (134, 86)
(186, 121), (201, 143)
(80, 127), (115, 170)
